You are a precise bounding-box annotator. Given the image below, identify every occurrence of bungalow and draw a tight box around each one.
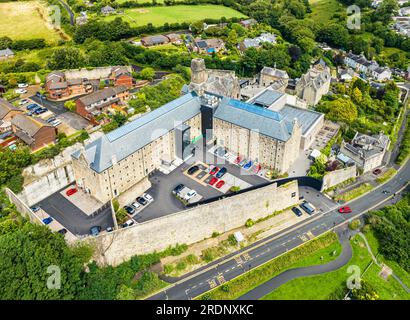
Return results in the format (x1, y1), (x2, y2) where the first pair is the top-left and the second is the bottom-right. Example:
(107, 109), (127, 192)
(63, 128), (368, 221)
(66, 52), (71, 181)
(11, 114), (56, 151)
(240, 18), (257, 28)
(165, 33), (182, 44)
(0, 98), (24, 122)
(194, 38), (225, 54)
(141, 35), (169, 47)
(238, 33), (276, 52)
(75, 86), (129, 123)
(101, 5), (116, 15)
(0, 48), (14, 61)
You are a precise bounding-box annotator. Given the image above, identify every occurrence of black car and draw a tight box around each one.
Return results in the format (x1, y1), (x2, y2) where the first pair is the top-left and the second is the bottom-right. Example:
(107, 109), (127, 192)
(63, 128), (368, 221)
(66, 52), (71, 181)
(89, 226), (101, 236)
(292, 207), (303, 217)
(47, 117), (56, 123)
(136, 196), (148, 205)
(124, 205), (135, 214)
(57, 228), (67, 235)
(187, 165), (200, 175)
(216, 167), (227, 178)
(172, 183), (185, 195)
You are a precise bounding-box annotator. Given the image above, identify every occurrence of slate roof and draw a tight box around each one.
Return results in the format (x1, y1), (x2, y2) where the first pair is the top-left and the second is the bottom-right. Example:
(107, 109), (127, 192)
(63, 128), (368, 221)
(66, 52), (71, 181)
(78, 86), (128, 106)
(260, 67), (289, 79)
(141, 35), (169, 46)
(0, 98), (21, 119)
(279, 105), (323, 135)
(0, 48), (14, 57)
(11, 114), (51, 137)
(72, 92), (203, 172)
(249, 89), (284, 107)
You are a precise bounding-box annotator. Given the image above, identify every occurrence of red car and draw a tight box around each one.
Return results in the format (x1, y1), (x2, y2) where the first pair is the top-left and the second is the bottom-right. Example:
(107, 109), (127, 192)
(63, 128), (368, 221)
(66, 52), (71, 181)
(66, 187), (78, 196)
(338, 206), (352, 214)
(209, 177), (218, 186)
(209, 166), (219, 175)
(373, 168), (382, 175)
(216, 180), (225, 189)
(234, 156), (242, 164)
(253, 163), (261, 174)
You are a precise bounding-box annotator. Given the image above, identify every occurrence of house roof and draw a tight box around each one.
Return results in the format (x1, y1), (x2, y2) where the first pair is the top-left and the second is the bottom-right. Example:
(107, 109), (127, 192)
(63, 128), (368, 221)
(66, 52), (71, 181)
(0, 48), (14, 57)
(11, 114), (52, 137)
(279, 105), (323, 136)
(0, 98), (21, 119)
(49, 81), (68, 90)
(78, 86), (128, 106)
(260, 67), (289, 79)
(249, 89), (284, 107)
(141, 35), (169, 45)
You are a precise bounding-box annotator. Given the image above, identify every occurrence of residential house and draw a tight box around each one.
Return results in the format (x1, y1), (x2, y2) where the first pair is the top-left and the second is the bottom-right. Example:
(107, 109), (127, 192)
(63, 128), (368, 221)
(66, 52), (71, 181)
(371, 67), (392, 81)
(11, 114), (56, 151)
(141, 35), (169, 47)
(0, 48), (14, 61)
(165, 33), (182, 44)
(259, 66), (289, 88)
(75, 86), (130, 124)
(238, 33), (276, 52)
(399, 7), (410, 16)
(344, 52), (392, 80)
(101, 5), (116, 15)
(76, 12), (88, 25)
(239, 19), (257, 28)
(0, 98), (24, 122)
(194, 38), (225, 54)
(111, 66), (133, 88)
(339, 132), (390, 173)
(394, 17), (410, 37)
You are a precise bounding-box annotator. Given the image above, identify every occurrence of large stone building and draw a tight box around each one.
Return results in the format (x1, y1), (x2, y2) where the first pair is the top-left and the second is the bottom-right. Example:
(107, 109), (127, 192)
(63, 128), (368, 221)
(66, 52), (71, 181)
(295, 60), (331, 106)
(71, 59), (323, 203)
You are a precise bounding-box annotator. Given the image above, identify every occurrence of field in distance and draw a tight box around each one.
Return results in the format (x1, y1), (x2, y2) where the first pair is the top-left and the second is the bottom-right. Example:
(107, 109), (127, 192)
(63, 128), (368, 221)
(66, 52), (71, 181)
(102, 5), (247, 27)
(0, 1), (66, 42)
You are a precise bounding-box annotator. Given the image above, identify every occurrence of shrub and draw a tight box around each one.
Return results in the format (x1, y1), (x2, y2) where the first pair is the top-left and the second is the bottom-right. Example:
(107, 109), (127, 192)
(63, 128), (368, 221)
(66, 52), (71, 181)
(176, 261), (187, 271)
(212, 231), (220, 238)
(163, 264), (174, 274)
(227, 234), (237, 246)
(245, 219), (255, 228)
(349, 219), (361, 230)
(202, 249), (216, 263)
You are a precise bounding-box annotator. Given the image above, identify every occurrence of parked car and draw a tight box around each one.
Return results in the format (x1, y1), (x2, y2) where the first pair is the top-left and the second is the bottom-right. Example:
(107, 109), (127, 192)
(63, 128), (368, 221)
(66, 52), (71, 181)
(338, 206), (352, 214)
(184, 189), (197, 201)
(89, 226), (101, 236)
(106, 227), (114, 233)
(172, 184), (185, 195)
(66, 187), (78, 196)
(209, 177), (218, 186)
(131, 202), (141, 210)
(42, 217), (53, 225)
(46, 117), (56, 123)
(136, 196), (148, 206)
(187, 165), (200, 175)
(253, 163), (261, 174)
(122, 219), (135, 228)
(234, 156), (242, 164)
(57, 228), (67, 235)
(300, 201), (316, 215)
(15, 88), (27, 94)
(216, 167), (227, 178)
(292, 207), (303, 217)
(209, 166), (219, 175)
(216, 180), (225, 189)
(373, 168), (382, 175)
(30, 205), (40, 213)
(124, 205), (135, 214)
(18, 83), (29, 88)
(36, 91), (46, 99)
(19, 99), (29, 105)
(26, 103), (39, 110)
(143, 193), (153, 202)
(34, 107), (47, 115)
(215, 147), (227, 157)
(51, 119), (62, 127)
(243, 161), (253, 170)
(239, 159), (247, 167)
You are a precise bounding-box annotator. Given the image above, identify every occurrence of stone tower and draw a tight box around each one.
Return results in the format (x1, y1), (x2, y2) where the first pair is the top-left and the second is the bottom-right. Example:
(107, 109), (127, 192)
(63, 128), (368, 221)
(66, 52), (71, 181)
(190, 58), (207, 84)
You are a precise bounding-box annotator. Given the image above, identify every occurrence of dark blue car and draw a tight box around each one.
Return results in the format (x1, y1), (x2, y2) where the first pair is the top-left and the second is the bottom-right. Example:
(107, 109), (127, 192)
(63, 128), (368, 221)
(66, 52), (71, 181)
(42, 217), (53, 225)
(243, 161), (253, 170)
(26, 103), (39, 110)
(216, 167), (227, 178)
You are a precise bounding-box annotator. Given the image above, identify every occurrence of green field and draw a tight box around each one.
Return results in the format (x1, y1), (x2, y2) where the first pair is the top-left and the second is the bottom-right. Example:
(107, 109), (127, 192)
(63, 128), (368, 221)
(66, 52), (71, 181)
(307, 0), (345, 22)
(102, 5), (247, 27)
(0, 1), (65, 42)
(262, 234), (410, 300)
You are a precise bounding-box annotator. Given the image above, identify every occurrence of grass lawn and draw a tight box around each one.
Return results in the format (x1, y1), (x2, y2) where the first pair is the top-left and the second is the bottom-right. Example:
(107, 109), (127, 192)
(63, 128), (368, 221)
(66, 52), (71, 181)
(102, 5), (247, 27)
(376, 168), (397, 184)
(197, 232), (341, 300)
(334, 183), (374, 202)
(262, 234), (410, 300)
(307, 0), (345, 22)
(0, 1), (65, 43)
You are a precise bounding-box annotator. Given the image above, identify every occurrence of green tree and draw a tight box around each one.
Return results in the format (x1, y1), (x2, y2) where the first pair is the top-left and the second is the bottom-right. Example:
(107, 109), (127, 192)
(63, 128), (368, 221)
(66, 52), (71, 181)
(139, 67), (155, 81)
(47, 47), (86, 70)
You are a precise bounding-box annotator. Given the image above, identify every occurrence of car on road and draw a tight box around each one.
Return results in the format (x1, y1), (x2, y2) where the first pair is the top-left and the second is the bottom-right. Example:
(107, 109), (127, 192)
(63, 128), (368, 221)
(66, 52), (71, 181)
(300, 201), (316, 215)
(292, 206), (303, 217)
(18, 83), (29, 88)
(209, 177), (218, 186)
(122, 219), (135, 228)
(382, 190), (391, 194)
(131, 202), (141, 210)
(216, 167), (227, 178)
(15, 88), (27, 94)
(338, 206), (352, 214)
(209, 166), (219, 175)
(19, 99), (29, 105)
(90, 226), (101, 236)
(373, 168), (382, 175)
(172, 184), (185, 195)
(216, 180), (225, 189)
(36, 92), (46, 99)
(124, 205), (135, 214)
(243, 160), (253, 170)
(136, 196), (148, 206)
(234, 156), (242, 164)
(42, 217), (53, 225)
(66, 187), (78, 196)
(30, 205), (40, 213)
(143, 193), (153, 202)
(184, 189), (197, 201)
(187, 165), (200, 175)
(57, 228), (67, 235)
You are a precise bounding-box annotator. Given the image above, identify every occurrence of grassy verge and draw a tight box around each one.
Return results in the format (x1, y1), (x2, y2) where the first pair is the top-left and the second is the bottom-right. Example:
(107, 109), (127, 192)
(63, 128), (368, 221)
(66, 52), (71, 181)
(376, 168), (397, 184)
(196, 232), (340, 300)
(396, 114), (410, 165)
(334, 183), (374, 202)
(262, 234), (410, 300)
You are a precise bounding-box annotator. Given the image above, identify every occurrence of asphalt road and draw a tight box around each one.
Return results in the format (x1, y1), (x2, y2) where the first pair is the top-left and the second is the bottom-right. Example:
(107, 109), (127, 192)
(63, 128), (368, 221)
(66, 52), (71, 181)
(148, 158), (410, 300)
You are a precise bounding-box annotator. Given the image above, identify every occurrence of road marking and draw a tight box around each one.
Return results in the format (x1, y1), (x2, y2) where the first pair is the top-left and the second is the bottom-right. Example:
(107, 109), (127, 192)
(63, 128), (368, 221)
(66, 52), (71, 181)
(207, 279), (217, 289)
(242, 252), (251, 261)
(306, 231), (314, 239)
(217, 274), (226, 284)
(234, 256), (242, 264)
(299, 234), (308, 242)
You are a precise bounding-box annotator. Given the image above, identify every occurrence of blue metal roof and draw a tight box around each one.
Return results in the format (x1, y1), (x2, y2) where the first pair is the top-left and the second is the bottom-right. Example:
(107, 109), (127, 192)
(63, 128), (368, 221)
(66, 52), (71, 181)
(227, 99), (283, 121)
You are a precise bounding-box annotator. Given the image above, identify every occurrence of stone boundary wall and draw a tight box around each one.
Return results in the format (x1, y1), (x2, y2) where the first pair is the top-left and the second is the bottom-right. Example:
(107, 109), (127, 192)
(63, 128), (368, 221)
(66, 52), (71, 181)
(321, 165), (357, 192)
(5, 188), (43, 225)
(64, 66), (132, 81)
(86, 181), (299, 266)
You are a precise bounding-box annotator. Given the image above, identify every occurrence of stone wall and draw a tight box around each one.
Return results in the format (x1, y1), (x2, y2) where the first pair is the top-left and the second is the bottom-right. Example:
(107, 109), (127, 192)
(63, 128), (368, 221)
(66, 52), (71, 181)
(17, 144), (81, 206)
(87, 180), (299, 266)
(321, 165), (357, 191)
(5, 188), (43, 224)
(64, 66), (132, 81)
